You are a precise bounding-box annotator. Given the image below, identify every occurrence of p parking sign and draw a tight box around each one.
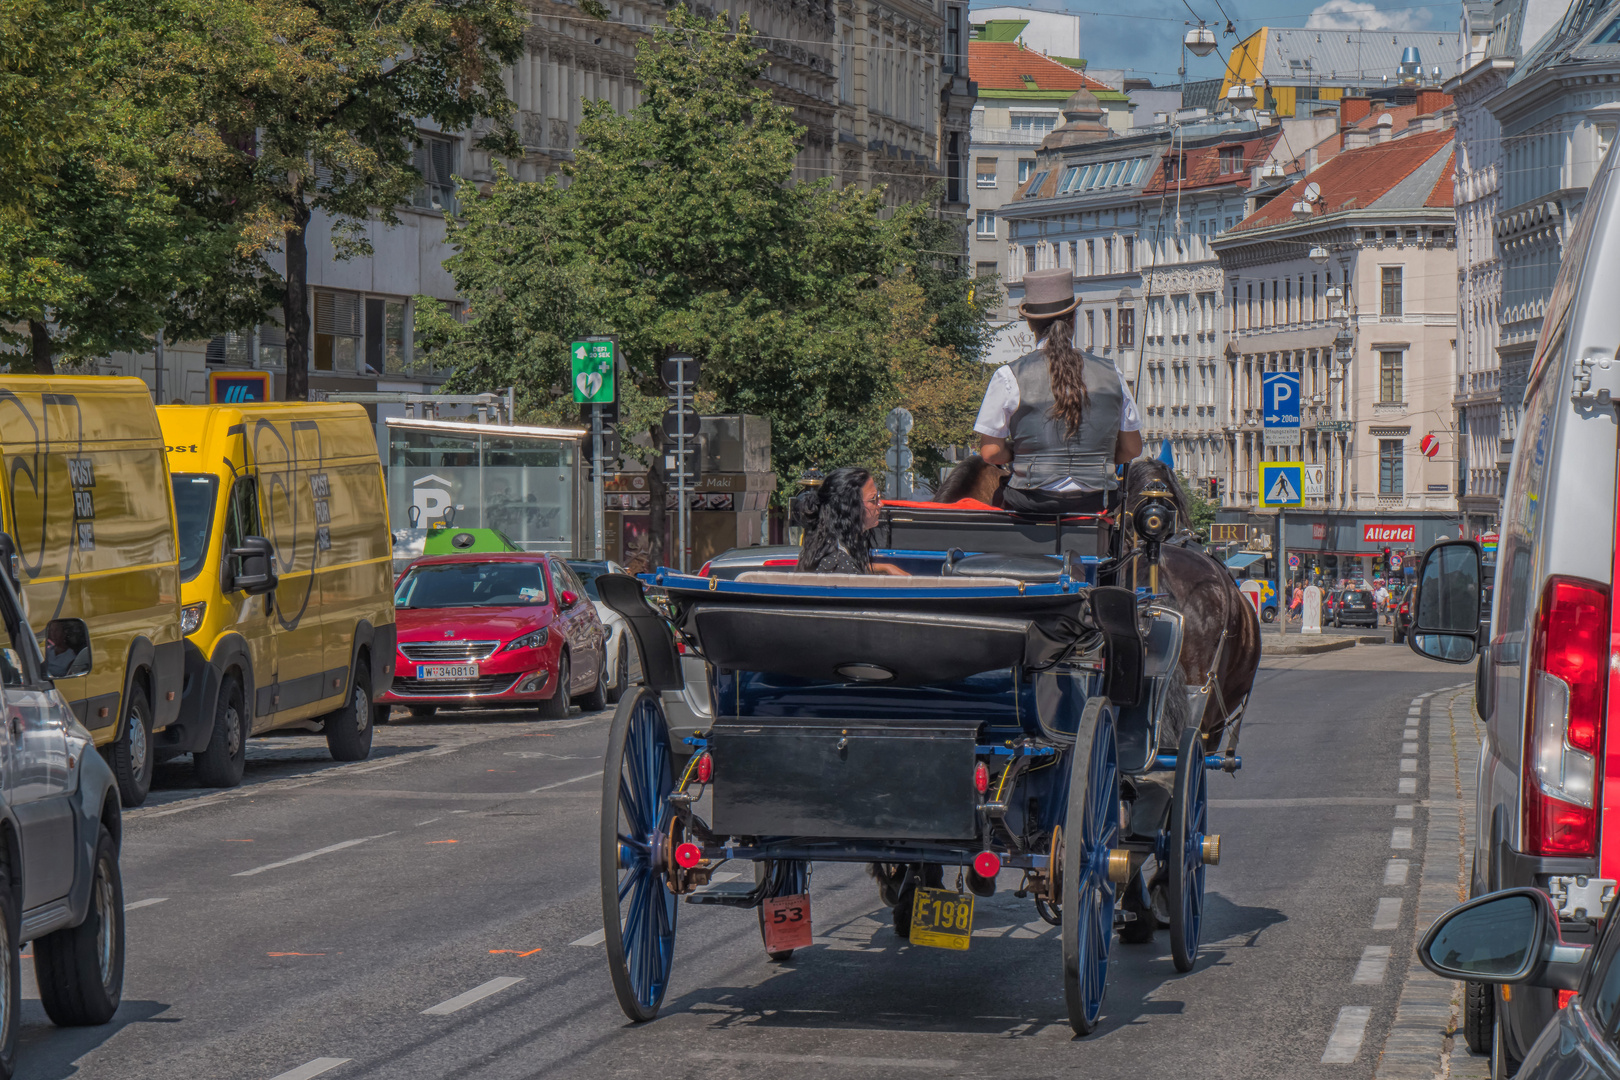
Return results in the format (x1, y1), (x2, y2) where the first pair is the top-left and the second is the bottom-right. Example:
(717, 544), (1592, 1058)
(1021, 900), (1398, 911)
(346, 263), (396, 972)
(1259, 461), (1304, 507)
(571, 339), (616, 403)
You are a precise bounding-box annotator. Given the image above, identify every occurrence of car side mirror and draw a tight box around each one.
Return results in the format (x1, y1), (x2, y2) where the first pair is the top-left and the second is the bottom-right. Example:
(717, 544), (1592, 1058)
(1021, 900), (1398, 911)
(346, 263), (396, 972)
(39, 618), (92, 680)
(561, 590), (579, 608)
(1418, 888), (1589, 991)
(1408, 539), (1483, 664)
(230, 535), (279, 596)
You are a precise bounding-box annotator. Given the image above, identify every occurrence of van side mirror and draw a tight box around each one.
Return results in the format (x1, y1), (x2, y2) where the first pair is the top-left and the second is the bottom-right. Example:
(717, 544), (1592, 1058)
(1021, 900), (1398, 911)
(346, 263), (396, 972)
(40, 618), (92, 680)
(230, 536), (278, 595)
(1418, 888), (1589, 991)
(1408, 540), (1482, 664)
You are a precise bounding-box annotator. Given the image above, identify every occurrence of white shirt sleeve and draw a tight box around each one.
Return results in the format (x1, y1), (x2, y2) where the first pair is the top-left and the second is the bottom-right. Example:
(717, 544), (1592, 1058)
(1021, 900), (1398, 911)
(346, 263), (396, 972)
(976, 364), (1143, 437)
(973, 366), (1020, 439)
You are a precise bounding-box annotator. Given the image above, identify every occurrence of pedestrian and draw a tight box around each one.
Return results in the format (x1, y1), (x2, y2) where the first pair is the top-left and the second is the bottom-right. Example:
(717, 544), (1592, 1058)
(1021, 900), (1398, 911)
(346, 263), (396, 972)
(1374, 580), (1391, 625)
(972, 267), (1144, 513)
(795, 467), (906, 576)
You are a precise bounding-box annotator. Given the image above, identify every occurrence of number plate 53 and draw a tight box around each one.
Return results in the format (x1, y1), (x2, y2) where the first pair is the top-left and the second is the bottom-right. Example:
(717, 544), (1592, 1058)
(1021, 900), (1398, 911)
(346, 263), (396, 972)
(910, 887), (974, 950)
(762, 892), (812, 953)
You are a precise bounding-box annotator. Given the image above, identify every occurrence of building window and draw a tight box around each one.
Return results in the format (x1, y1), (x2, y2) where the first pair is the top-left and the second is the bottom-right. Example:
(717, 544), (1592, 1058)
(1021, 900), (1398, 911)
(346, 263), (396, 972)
(313, 289), (363, 372)
(975, 261), (998, 277)
(1124, 237), (1135, 271)
(1085, 239), (1095, 276)
(1104, 309), (1114, 348)
(1103, 238), (1114, 274)
(1018, 159), (1035, 183)
(1379, 440), (1404, 495)
(1085, 309), (1095, 347)
(1009, 112), (1058, 136)
(976, 158), (997, 187)
(1024, 245), (1036, 272)
(412, 133), (458, 214)
(976, 210), (995, 238)
(1381, 267), (1403, 316)
(945, 5), (962, 73)
(365, 298), (409, 374)
(1118, 307), (1135, 349)
(947, 132), (962, 203)
(1218, 146), (1243, 173)
(1379, 350), (1403, 402)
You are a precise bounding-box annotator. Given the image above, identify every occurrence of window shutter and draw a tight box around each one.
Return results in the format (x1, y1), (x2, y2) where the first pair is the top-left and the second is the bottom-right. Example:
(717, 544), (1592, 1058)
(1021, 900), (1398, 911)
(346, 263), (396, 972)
(430, 137), (455, 187)
(314, 291), (362, 338)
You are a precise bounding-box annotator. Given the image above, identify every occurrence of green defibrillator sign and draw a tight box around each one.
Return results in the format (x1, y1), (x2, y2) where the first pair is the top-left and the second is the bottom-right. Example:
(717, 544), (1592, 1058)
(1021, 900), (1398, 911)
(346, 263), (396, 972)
(571, 339), (616, 404)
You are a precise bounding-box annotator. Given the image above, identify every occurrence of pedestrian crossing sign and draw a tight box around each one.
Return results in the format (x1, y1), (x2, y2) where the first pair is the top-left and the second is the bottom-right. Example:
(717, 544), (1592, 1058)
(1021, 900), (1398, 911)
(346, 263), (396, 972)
(1259, 461), (1305, 507)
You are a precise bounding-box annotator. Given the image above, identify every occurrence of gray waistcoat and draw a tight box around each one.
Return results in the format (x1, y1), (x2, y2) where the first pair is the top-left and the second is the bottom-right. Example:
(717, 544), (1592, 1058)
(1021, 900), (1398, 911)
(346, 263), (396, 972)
(1005, 347), (1125, 491)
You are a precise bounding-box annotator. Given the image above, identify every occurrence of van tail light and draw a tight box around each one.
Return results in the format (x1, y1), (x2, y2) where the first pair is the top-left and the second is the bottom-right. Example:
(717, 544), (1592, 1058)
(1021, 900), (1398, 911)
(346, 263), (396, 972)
(1524, 576), (1610, 857)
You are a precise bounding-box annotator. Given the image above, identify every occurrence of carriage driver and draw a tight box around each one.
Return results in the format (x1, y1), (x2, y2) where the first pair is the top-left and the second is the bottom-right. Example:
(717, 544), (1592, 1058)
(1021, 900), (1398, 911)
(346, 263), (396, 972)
(974, 268), (1144, 513)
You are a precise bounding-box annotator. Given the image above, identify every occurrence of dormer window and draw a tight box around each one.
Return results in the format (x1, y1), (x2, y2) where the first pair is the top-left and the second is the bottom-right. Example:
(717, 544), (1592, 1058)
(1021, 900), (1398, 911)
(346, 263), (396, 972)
(1218, 146), (1244, 173)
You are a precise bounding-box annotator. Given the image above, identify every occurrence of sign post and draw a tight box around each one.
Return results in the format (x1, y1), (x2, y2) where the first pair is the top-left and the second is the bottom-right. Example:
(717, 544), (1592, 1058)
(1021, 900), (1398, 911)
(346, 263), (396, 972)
(662, 354), (701, 573)
(571, 338), (617, 560)
(1262, 373), (1302, 637)
(1259, 459), (1304, 637)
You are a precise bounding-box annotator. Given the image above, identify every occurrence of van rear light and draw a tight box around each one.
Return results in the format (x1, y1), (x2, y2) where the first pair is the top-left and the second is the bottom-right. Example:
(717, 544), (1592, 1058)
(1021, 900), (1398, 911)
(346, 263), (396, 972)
(1525, 577), (1610, 857)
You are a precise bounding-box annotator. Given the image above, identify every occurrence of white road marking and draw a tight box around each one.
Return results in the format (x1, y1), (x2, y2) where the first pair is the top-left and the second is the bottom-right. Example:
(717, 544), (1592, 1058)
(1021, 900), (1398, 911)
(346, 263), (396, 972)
(233, 834), (393, 877)
(1391, 827), (1413, 849)
(1404, 726), (1418, 737)
(570, 929), (607, 947)
(421, 976), (524, 1015)
(1398, 778), (1417, 794)
(269, 1059), (351, 1080)
(1384, 859), (1409, 886)
(691, 1051), (959, 1069)
(1400, 758), (1417, 772)
(971, 925), (1012, 938)
(1408, 707), (1423, 716)
(1373, 897), (1402, 930)
(124, 897), (168, 911)
(1402, 742), (1418, 754)
(1352, 945), (1392, 984)
(1322, 1005), (1372, 1063)
(414, 816), (443, 827)
(1395, 805), (1414, 819)
(529, 771), (602, 794)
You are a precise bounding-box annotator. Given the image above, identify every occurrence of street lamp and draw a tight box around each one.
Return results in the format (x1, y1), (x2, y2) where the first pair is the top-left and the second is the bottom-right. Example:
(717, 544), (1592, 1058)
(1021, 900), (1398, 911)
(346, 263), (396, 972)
(1184, 23), (1217, 57)
(1334, 325), (1354, 366)
(1309, 245), (1330, 265)
(1291, 199), (1313, 219)
(1227, 83), (1258, 110)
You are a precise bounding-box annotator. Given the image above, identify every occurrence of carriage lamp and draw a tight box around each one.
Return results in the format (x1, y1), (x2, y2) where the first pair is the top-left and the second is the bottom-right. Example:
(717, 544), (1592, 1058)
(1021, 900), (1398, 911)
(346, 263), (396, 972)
(973, 761), (989, 795)
(973, 851), (1001, 878)
(674, 843), (703, 869)
(696, 752), (713, 784)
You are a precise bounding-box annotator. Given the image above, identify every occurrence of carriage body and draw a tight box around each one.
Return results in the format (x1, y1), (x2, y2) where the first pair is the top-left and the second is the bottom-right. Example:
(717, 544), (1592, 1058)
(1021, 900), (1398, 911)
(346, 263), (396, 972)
(596, 504), (1234, 1033)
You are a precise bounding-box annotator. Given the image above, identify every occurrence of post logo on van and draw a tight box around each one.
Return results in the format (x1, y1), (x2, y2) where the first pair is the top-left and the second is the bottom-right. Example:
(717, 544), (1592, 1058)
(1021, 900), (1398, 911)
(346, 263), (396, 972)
(310, 472), (332, 552)
(68, 456), (95, 551)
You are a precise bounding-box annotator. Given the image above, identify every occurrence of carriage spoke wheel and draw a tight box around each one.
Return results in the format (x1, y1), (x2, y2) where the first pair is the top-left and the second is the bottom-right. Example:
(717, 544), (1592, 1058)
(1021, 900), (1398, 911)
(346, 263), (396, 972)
(1168, 725), (1209, 973)
(599, 688), (678, 1022)
(1062, 697), (1120, 1037)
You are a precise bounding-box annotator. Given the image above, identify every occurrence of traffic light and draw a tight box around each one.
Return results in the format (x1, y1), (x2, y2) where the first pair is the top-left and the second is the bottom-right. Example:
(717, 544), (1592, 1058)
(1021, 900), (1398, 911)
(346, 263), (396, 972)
(1382, 547), (1391, 567)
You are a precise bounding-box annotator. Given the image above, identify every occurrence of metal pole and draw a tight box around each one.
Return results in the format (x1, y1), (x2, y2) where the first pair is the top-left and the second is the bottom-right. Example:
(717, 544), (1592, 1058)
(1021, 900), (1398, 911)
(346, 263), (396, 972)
(592, 403), (605, 560)
(154, 328), (165, 402)
(677, 379), (688, 573)
(1278, 507), (1288, 638)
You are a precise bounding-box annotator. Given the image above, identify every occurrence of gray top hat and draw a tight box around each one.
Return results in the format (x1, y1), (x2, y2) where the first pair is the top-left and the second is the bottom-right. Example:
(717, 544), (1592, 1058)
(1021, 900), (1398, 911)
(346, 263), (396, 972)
(1018, 268), (1079, 320)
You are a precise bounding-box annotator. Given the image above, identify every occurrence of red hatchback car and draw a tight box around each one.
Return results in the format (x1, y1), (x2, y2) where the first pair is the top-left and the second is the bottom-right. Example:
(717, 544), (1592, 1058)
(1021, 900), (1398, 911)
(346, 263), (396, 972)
(382, 553), (608, 718)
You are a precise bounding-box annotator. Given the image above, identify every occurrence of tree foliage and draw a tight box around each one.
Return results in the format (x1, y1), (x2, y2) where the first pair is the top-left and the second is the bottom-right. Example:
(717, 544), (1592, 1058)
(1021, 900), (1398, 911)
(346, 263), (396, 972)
(422, 6), (993, 552)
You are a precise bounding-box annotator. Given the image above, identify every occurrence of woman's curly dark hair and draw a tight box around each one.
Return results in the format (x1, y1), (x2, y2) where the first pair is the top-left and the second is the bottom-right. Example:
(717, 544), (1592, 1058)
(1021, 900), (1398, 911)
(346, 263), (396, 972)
(795, 467), (874, 572)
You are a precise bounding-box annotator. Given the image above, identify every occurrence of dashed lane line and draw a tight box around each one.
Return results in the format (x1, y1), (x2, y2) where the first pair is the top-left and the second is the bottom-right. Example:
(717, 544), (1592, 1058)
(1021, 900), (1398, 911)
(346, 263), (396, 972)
(1353, 946), (1392, 985)
(1391, 827), (1413, 849)
(1373, 898), (1402, 930)
(1395, 805), (1415, 819)
(124, 897), (168, 912)
(569, 929), (607, 947)
(690, 1051), (959, 1069)
(233, 834), (394, 877)
(1384, 860), (1410, 886)
(421, 976), (524, 1015)
(1322, 1006), (1372, 1063)
(1398, 778), (1417, 794)
(529, 771), (602, 794)
(269, 1059), (350, 1080)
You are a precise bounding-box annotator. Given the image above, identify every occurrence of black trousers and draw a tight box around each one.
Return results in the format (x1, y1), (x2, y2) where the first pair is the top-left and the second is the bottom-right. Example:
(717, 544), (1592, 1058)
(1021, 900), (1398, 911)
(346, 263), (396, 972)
(999, 486), (1109, 515)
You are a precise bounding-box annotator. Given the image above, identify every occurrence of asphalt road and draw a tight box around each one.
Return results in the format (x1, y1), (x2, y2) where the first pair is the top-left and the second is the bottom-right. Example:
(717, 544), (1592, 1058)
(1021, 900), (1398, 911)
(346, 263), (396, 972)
(17, 644), (1470, 1080)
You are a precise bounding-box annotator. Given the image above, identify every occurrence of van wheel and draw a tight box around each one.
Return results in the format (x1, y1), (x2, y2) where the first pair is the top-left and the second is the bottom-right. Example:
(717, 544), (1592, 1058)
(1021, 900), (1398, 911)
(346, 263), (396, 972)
(0, 855), (18, 1077)
(578, 654), (609, 712)
(325, 661), (375, 763)
(539, 653), (571, 720)
(193, 675), (248, 788)
(35, 825), (123, 1026)
(110, 686), (154, 808)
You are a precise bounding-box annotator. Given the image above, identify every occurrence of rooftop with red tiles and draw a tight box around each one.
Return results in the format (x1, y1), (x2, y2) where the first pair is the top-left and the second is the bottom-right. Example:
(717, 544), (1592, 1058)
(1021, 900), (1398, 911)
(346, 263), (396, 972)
(1231, 127), (1455, 232)
(968, 41), (1117, 95)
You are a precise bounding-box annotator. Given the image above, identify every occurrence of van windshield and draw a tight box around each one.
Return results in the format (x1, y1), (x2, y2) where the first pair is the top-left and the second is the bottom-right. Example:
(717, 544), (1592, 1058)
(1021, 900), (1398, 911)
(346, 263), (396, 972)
(171, 475), (218, 582)
(395, 563), (548, 609)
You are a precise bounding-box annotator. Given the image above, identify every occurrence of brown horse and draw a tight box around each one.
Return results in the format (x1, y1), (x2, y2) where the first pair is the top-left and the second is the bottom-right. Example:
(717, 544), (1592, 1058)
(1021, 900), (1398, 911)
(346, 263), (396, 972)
(1119, 459), (1260, 749)
(932, 455), (1007, 505)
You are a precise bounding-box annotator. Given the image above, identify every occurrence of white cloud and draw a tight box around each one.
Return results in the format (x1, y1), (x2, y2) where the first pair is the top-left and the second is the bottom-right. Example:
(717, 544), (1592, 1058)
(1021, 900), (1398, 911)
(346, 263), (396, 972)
(1304, 0), (1425, 31)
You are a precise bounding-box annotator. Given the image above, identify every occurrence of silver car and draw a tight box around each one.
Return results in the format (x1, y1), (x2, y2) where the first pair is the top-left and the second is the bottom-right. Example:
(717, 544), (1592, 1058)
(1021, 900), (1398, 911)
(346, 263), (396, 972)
(0, 567), (128, 1077)
(1409, 132), (1620, 1076)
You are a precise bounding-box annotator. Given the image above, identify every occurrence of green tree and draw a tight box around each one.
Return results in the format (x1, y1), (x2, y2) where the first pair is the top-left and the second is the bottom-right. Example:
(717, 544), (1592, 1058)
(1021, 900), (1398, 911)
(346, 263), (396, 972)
(421, 6), (991, 557)
(1176, 470), (1218, 540)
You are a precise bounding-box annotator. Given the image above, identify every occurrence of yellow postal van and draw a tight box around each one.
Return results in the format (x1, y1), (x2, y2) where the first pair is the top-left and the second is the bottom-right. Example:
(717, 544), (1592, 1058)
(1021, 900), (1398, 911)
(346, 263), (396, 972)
(0, 377), (184, 806)
(157, 404), (395, 785)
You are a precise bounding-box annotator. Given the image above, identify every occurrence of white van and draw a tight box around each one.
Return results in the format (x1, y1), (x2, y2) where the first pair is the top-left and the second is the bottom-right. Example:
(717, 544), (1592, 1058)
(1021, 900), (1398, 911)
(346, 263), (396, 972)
(1409, 139), (1620, 1074)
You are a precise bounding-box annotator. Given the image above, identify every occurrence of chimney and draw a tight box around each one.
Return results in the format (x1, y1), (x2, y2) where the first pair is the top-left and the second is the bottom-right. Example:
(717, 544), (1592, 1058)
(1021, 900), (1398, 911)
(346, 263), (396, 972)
(1340, 95), (1372, 126)
(1415, 88), (1453, 116)
(1343, 127), (1372, 151)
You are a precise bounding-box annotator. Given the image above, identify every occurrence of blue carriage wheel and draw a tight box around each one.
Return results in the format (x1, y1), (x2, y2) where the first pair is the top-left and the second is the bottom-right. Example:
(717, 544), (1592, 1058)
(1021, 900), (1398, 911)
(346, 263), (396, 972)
(1168, 724), (1208, 973)
(599, 688), (678, 1022)
(1062, 697), (1120, 1037)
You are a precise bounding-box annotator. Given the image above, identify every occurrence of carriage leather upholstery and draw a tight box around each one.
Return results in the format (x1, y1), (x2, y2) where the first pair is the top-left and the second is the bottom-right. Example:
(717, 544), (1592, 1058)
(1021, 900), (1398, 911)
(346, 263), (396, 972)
(594, 573), (684, 692)
(1089, 586), (1144, 707)
(732, 571), (1007, 588)
(942, 552), (1070, 583)
(710, 715), (979, 839)
(878, 504), (1105, 558)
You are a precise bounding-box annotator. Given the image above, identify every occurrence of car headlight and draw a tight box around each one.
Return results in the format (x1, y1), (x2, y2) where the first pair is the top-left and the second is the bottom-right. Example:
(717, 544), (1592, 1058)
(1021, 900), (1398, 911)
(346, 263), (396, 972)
(180, 602), (206, 635)
(503, 628), (549, 652)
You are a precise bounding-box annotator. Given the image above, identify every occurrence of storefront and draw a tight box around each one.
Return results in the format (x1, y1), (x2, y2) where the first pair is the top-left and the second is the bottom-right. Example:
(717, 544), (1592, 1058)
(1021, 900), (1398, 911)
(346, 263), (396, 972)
(1281, 514), (1462, 584)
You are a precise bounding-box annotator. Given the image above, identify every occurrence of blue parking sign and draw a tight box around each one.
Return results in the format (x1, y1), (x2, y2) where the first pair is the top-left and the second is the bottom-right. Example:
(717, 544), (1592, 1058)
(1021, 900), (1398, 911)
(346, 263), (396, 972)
(1262, 372), (1301, 430)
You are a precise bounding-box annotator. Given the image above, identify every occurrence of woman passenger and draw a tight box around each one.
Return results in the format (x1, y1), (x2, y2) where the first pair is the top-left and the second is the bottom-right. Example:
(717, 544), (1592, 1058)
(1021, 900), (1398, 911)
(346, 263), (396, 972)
(795, 467), (905, 575)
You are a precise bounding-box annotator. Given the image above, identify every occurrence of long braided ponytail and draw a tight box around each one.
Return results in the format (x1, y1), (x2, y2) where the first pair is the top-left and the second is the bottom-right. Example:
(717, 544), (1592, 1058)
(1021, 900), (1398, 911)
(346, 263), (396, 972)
(1037, 315), (1088, 435)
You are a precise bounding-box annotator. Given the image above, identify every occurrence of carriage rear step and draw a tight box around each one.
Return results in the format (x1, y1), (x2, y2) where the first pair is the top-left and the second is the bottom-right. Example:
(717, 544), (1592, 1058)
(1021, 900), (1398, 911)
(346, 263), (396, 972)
(684, 881), (763, 907)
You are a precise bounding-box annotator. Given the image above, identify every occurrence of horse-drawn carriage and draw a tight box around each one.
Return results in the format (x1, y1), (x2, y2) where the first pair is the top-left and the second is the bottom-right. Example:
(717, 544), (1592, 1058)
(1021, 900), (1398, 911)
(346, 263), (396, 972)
(595, 470), (1254, 1035)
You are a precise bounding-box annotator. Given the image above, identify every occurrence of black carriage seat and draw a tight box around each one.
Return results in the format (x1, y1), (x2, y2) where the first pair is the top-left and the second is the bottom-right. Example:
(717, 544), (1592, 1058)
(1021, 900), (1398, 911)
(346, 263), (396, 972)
(733, 571), (1007, 588)
(940, 550), (1079, 583)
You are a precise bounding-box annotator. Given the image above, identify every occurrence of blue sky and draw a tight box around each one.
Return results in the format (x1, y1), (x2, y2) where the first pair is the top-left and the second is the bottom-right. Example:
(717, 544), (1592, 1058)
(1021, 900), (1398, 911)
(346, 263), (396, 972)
(971, 0), (1458, 86)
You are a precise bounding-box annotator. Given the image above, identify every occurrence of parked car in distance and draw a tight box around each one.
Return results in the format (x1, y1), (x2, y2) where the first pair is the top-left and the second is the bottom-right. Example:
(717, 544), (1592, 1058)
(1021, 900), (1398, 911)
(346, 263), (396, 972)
(0, 559), (128, 1074)
(567, 560), (642, 704)
(1393, 585), (1416, 644)
(159, 404), (395, 788)
(0, 377), (185, 807)
(1418, 886), (1619, 1080)
(383, 554), (607, 719)
(1333, 587), (1378, 629)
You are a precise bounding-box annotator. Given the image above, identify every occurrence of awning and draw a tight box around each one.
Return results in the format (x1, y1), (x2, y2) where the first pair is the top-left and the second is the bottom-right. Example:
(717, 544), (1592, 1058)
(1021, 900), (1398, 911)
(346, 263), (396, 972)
(1225, 551), (1265, 570)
